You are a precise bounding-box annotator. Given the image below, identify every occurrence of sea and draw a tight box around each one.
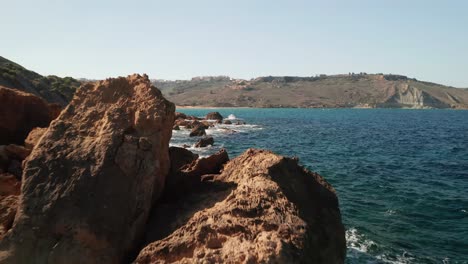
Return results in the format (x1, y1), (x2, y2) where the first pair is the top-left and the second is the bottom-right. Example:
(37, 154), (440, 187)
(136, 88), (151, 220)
(172, 108), (468, 264)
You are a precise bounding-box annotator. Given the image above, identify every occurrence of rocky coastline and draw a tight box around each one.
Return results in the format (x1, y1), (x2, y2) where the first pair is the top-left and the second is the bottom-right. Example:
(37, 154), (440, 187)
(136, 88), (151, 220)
(0, 74), (346, 263)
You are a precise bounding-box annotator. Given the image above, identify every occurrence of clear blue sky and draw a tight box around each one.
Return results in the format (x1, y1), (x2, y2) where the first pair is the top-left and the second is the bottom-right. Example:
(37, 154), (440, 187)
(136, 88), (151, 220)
(2, 0), (467, 87)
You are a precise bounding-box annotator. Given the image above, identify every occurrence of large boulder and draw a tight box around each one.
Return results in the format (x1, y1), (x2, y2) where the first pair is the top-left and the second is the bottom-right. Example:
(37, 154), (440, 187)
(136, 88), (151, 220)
(189, 124), (206, 137)
(0, 74), (175, 263)
(135, 149), (345, 263)
(195, 136), (214, 148)
(168, 147), (199, 176)
(163, 149), (229, 201)
(205, 112), (223, 121)
(0, 86), (61, 145)
(181, 148), (229, 178)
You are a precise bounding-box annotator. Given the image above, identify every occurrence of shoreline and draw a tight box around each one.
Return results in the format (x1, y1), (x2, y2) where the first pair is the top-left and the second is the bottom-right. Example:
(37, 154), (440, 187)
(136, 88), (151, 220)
(176, 106), (468, 110)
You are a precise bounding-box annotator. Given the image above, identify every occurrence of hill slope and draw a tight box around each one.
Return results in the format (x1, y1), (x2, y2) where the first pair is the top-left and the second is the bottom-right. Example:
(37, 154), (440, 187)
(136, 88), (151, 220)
(153, 75), (468, 109)
(0, 56), (80, 106)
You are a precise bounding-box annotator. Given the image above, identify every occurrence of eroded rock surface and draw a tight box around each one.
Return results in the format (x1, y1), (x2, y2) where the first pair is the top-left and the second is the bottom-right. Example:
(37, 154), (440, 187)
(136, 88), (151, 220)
(24, 127), (47, 149)
(136, 149), (346, 264)
(163, 149), (229, 202)
(0, 174), (20, 239)
(0, 74), (175, 264)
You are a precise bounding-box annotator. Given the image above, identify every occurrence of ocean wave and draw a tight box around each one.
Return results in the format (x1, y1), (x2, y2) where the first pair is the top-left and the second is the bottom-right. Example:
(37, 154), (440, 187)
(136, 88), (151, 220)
(346, 228), (378, 254)
(346, 228), (416, 264)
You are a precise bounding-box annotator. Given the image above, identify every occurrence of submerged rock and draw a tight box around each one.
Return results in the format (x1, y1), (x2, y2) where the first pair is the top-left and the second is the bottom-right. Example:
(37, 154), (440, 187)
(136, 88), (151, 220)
(136, 149), (345, 264)
(0, 74), (175, 264)
(0, 86), (61, 145)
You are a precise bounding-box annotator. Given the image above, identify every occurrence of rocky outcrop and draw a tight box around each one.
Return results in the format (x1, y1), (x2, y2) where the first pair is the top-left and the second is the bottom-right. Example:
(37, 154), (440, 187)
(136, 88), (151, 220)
(195, 137), (214, 148)
(136, 149), (345, 263)
(0, 174), (20, 197)
(181, 149), (229, 179)
(382, 84), (451, 108)
(0, 195), (17, 240)
(189, 124), (206, 137)
(0, 144), (32, 178)
(0, 86), (61, 145)
(174, 112), (187, 120)
(0, 74), (175, 264)
(205, 112), (223, 121)
(24, 127), (47, 149)
(163, 149), (229, 201)
(0, 174), (20, 239)
(168, 147), (199, 176)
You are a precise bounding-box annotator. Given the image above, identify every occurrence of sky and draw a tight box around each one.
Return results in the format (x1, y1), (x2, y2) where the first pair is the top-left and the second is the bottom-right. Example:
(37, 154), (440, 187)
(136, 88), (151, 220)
(1, 0), (468, 87)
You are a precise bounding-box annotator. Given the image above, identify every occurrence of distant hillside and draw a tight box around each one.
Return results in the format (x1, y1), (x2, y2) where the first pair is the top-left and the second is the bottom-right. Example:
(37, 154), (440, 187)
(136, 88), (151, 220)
(2, 56), (467, 109)
(153, 75), (468, 109)
(0, 56), (81, 106)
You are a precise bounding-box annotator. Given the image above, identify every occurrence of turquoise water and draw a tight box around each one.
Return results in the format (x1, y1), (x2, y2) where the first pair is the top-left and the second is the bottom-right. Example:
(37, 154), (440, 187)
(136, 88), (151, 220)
(173, 108), (468, 264)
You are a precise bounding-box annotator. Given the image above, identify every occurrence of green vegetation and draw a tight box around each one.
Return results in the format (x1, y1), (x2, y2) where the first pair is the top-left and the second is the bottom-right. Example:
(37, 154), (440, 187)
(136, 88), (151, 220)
(0, 56), (81, 105)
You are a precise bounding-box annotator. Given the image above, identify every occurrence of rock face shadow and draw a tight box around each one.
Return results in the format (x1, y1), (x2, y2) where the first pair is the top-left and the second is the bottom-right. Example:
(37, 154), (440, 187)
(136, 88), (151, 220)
(128, 179), (237, 262)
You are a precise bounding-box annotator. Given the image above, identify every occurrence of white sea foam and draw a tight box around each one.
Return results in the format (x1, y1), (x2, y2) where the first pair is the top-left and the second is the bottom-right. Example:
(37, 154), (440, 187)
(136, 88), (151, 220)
(346, 228), (417, 264)
(170, 114), (262, 157)
(346, 228), (377, 253)
(384, 209), (398, 216)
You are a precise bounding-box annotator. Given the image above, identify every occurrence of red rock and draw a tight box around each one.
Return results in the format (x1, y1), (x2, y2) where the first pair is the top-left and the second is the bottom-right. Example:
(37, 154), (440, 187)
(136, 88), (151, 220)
(168, 147), (199, 175)
(0, 174), (20, 196)
(162, 149), (229, 202)
(0, 174), (20, 239)
(135, 149), (345, 264)
(182, 148), (229, 178)
(0, 74), (175, 263)
(0, 195), (17, 240)
(0, 86), (60, 145)
(24, 127), (47, 149)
